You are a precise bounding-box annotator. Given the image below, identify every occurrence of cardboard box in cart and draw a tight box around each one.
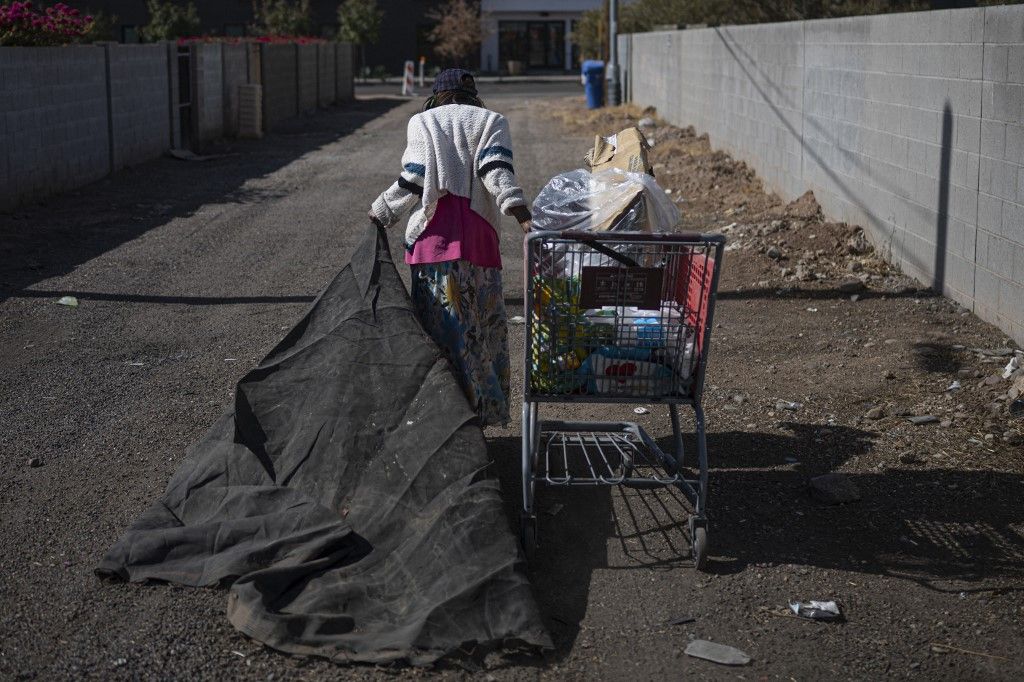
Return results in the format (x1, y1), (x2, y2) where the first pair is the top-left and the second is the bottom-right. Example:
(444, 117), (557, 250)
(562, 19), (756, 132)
(584, 127), (656, 232)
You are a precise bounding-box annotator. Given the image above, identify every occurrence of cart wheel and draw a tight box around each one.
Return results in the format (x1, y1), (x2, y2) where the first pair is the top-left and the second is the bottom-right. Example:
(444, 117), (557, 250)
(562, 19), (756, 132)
(692, 525), (709, 571)
(520, 514), (538, 558)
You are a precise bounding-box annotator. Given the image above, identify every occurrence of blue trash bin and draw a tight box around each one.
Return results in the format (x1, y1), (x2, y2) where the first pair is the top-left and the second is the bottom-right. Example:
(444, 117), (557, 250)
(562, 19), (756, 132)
(582, 60), (605, 109)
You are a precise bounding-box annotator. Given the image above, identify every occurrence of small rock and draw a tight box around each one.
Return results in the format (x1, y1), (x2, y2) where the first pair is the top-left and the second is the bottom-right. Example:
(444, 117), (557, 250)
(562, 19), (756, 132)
(849, 294), (860, 302)
(28, 457), (42, 468)
(883, 370), (896, 380)
(732, 393), (747, 404)
(769, 219), (784, 231)
(985, 434), (995, 442)
(775, 400), (802, 411)
(899, 452), (924, 464)
(848, 260), (863, 273)
(847, 233), (871, 255)
(883, 338), (898, 345)
(766, 246), (782, 260)
(908, 415), (939, 425)
(983, 375), (1002, 386)
(809, 473), (862, 504)
(940, 419), (952, 428)
(865, 406), (886, 420)
(837, 278), (865, 294)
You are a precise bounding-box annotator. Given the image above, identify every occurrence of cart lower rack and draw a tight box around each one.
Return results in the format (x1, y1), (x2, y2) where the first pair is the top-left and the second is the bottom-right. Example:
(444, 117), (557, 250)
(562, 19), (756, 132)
(521, 230), (724, 570)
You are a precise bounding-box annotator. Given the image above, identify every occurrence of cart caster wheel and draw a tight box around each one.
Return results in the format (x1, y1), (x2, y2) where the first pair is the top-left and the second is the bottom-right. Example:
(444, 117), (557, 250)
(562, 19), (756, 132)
(520, 515), (538, 558)
(692, 525), (709, 571)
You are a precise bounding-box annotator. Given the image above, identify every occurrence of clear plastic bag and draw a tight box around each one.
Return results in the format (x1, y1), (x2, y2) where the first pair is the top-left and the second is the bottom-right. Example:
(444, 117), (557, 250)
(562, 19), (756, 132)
(531, 168), (680, 234)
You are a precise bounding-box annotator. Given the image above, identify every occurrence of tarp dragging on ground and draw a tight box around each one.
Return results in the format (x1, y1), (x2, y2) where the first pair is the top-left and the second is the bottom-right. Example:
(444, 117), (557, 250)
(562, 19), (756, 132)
(97, 225), (550, 664)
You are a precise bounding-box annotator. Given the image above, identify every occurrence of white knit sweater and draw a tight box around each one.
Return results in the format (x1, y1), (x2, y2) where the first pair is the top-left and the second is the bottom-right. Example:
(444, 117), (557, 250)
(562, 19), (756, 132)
(370, 104), (527, 248)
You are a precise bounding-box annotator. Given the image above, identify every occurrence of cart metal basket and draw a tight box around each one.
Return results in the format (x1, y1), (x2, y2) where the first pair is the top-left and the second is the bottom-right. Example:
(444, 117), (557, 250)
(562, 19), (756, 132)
(521, 230), (725, 569)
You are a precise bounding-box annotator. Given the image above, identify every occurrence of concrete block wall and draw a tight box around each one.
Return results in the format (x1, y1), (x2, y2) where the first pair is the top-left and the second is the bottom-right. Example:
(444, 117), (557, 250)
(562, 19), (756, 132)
(977, 5), (1024, 341)
(107, 44), (170, 170)
(221, 44), (249, 138)
(336, 42), (355, 102)
(297, 44), (319, 113)
(0, 47), (109, 210)
(193, 43), (224, 146)
(260, 43), (298, 131)
(624, 5), (1024, 344)
(318, 43), (336, 107)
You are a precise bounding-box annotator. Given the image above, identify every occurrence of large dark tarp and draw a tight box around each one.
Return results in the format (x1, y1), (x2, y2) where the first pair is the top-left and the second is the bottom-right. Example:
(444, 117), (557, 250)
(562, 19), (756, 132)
(97, 225), (550, 664)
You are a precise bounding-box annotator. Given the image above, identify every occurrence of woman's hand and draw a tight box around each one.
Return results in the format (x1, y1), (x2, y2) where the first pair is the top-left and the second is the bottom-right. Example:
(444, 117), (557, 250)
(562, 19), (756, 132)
(368, 211), (383, 228)
(519, 220), (533, 233)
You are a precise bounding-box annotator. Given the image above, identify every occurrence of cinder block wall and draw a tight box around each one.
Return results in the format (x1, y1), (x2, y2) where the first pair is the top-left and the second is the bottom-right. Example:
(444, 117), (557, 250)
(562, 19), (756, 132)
(222, 44), (249, 138)
(108, 44), (170, 170)
(0, 47), (109, 210)
(193, 43), (224, 145)
(336, 43), (355, 102)
(297, 44), (318, 113)
(260, 43), (298, 130)
(318, 43), (336, 107)
(624, 5), (1024, 343)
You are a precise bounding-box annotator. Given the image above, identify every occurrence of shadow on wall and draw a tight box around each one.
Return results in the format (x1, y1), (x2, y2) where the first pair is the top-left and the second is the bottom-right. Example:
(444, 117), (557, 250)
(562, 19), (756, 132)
(0, 98), (405, 307)
(713, 28), (957, 296)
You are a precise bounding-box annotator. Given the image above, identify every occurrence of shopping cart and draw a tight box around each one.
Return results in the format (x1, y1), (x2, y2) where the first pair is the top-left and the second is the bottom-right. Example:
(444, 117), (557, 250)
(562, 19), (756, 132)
(521, 230), (725, 570)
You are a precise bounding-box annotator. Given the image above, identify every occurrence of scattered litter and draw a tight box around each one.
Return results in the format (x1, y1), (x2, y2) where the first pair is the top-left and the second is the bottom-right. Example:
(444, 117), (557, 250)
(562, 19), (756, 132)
(633, 406), (650, 415)
(508, 315), (526, 325)
(850, 294), (860, 302)
(789, 600), (843, 622)
(929, 643), (1009, 661)
(168, 148), (231, 162)
(907, 415), (939, 425)
(775, 400), (802, 411)
(56, 296), (79, 307)
(406, 420), (414, 426)
(637, 117), (657, 128)
(223, 358), (237, 362)
(231, 651), (247, 658)
(112, 658), (127, 668)
(684, 640), (751, 666)
(1003, 355), (1021, 379)
(865, 406), (885, 420)
(667, 614), (696, 626)
(809, 473), (861, 504)
(806, 307), (818, 313)
(946, 380), (961, 392)
(664, 188), (673, 194)
(127, 362), (145, 367)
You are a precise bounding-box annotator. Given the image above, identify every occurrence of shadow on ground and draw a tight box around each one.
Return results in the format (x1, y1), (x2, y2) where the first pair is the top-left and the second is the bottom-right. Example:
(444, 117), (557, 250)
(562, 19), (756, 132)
(0, 98), (405, 306)
(483, 422), (1024, 661)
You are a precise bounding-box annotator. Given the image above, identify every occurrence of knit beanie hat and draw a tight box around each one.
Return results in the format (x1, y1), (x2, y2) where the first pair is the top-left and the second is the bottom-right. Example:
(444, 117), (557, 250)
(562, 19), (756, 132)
(433, 68), (477, 96)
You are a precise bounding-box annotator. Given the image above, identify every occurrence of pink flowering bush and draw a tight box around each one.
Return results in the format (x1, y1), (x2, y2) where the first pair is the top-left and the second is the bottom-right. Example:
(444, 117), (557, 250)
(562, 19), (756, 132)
(0, 2), (94, 46)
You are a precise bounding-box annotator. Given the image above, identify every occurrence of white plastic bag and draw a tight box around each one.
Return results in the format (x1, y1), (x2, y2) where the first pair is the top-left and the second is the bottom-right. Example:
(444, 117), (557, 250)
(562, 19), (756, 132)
(531, 168), (680, 234)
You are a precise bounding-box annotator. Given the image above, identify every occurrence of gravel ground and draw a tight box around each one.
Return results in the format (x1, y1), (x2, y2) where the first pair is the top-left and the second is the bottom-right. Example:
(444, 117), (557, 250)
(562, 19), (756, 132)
(1, 88), (1022, 681)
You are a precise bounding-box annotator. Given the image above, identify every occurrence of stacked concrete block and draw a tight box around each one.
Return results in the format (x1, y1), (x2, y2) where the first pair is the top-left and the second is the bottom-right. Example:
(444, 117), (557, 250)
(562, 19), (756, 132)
(976, 5), (1024, 341)
(318, 43), (336, 107)
(336, 42), (355, 102)
(193, 43), (224, 146)
(626, 5), (1024, 344)
(107, 44), (170, 170)
(222, 44), (249, 138)
(297, 44), (318, 113)
(0, 46), (109, 211)
(260, 43), (299, 131)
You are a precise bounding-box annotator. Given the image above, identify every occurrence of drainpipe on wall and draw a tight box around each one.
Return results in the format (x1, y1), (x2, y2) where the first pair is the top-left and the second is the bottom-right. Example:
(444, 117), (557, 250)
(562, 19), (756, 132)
(607, 0), (621, 106)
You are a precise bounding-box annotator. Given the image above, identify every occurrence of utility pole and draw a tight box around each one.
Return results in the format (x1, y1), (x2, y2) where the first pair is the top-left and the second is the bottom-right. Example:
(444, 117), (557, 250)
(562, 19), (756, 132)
(607, 0), (621, 106)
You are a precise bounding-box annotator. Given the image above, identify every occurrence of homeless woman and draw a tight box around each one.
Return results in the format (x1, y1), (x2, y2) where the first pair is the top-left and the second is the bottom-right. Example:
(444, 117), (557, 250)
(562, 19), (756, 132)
(368, 69), (533, 426)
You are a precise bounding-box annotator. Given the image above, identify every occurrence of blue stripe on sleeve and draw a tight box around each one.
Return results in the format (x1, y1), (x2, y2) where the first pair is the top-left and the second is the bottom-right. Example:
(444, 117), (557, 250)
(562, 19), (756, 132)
(478, 145), (513, 161)
(403, 162), (425, 176)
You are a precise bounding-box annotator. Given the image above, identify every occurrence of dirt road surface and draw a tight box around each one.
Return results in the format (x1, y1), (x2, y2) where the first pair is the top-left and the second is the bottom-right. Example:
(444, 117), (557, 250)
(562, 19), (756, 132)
(2, 83), (1022, 680)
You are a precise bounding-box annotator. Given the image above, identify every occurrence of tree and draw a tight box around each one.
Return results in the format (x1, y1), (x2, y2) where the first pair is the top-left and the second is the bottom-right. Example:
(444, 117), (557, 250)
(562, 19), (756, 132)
(337, 0), (383, 81)
(251, 0), (311, 36)
(140, 0), (200, 42)
(427, 0), (484, 66)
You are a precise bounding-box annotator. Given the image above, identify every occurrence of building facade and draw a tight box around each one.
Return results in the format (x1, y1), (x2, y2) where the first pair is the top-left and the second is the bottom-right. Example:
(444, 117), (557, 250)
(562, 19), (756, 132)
(480, 0), (601, 74)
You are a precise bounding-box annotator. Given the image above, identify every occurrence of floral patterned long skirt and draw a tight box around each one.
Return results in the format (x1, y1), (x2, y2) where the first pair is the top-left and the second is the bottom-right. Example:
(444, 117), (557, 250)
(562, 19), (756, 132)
(410, 260), (511, 426)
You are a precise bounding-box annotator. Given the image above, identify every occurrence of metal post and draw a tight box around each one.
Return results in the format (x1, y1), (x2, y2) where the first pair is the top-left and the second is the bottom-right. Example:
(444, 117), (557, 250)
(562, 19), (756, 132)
(607, 0), (621, 106)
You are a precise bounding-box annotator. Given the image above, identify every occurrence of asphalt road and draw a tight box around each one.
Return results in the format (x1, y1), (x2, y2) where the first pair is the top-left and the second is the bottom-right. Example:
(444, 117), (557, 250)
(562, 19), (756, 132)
(3, 81), (1022, 681)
